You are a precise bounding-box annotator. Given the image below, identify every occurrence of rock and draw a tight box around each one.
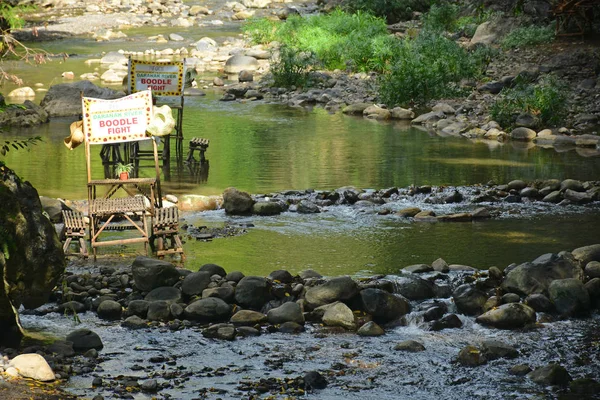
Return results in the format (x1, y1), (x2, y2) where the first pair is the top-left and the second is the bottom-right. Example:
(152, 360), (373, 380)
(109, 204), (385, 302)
(394, 340), (425, 352)
(393, 274), (435, 301)
(279, 321), (305, 333)
(184, 298), (231, 322)
(141, 379), (158, 393)
(189, 6), (210, 16)
(477, 80), (505, 94)
(453, 284), (487, 316)
(524, 293), (554, 312)
(458, 345), (487, 367)
(430, 314), (463, 331)
(132, 257), (181, 292)
(100, 51), (127, 65)
(411, 111), (445, 124)
(564, 189), (593, 204)
(509, 364), (532, 376)
(515, 113), (538, 128)
(203, 323), (236, 340)
(222, 187), (255, 215)
(391, 107), (414, 119)
(40, 80), (123, 117)
(342, 103), (371, 115)
(100, 69), (124, 83)
(304, 371), (327, 390)
(213, 77), (224, 86)
(267, 302), (304, 325)
(297, 200), (320, 213)
(572, 244), (600, 266)
(397, 207), (421, 217)
(360, 288), (411, 323)
(147, 301), (171, 321)
(502, 293), (520, 304)
(199, 263), (227, 277)
(202, 287), (235, 303)
(9, 354), (55, 381)
(224, 55), (259, 74)
(363, 105), (391, 120)
(299, 269), (322, 280)
(501, 252), (583, 296)
(548, 278), (590, 317)
(235, 276), (271, 310)
(7, 87), (35, 98)
(126, 300), (149, 318)
(510, 127), (537, 141)
(181, 271), (212, 298)
(47, 341), (74, 357)
(225, 271), (245, 282)
(304, 276), (359, 308)
(507, 180), (527, 191)
(423, 304), (447, 321)
(432, 102), (455, 114)
(322, 302), (356, 330)
(560, 179), (584, 192)
(252, 201), (284, 216)
(39, 196), (63, 223)
(96, 300), (122, 320)
(169, 33), (184, 41)
(178, 195), (220, 211)
(480, 340), (518, 360)
(403, 264), (433, 273)
(122, 316), (147, 329)
(269, 269), (293, 283)
(0, 166), (65, 345)
(66, 329), (103, 352)
(238, 70), (254, 82)
(542, 190), (562, 203)
(432, 258), (449, 272)
(145, 287), (182, 304)
(230, 309), (267, 325)
(357, 321), (385, 336)
(475, 303), (536, 329)
(527, 364), (572, 386)
(0, 100), (49, 127)
(570, 378), (600, 396)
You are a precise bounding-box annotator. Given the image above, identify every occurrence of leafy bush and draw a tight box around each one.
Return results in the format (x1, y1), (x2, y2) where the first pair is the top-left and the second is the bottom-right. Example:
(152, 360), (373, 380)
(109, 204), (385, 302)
(490, 75), (568, 129)
(243, 17), (281, 45)
(270, 45), (317, 88)
(378, 31), (487, 107)
(341, 0), (431, 24)
(501, 25), (555, 49)
(422, 3), (459, 32)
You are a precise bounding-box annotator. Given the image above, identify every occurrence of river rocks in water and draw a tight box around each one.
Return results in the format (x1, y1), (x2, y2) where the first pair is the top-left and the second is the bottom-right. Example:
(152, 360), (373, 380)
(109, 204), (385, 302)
(202, 287), (235, 303)
(480, 340), (518, 360)
(510, 364), (533, 376)
(572, 244), (600, 266)
(297, 200), (320, 213)
(360, 288), (410, 323)
(66, 329), (103, 352)
(122, 315), (147, 329)
(147, 301), (171, 322)
(305, 276), (359, 308)
(394, 340), (425, 352)
(299, 269), (322, 280)
(585, 261), (600, 278)
(548, 278), (590, 317)
(432, 258), (450, 272)
(231, 309), (267, 326)
(342, 103), (371, 115)
(393, 274), (435, 300)
(475, 303), (536, 329)
(453, 284), (487, 316)
(9, 354), (55, 381)
(235, 276), (271, 310)
(132, 257), (181, 292)
(181, 271), (212, 298)
(524, 293), (554, 312)
(403, 264), (433, 273)
(96, 300), (122, 320)
(569, 378), (600, 396)
(322, 302), (356, 330)
(429, 314), (463, 331)
(397, 207), (421, 217)
(269, 269), (294, 284)
(502, 293), (520, 304)
(0, 100), (50, 127)
(304, 371), (328, 390)
(184, 298), (231, 322)
(457, 345), (487, 367)
(125, 300), (149, 318)
(178, 195), (220, 212)
(199, 263), (227, 277)
(203, 323), (237, 340)
(527, 363), (572, 386)
(252, 201), (284, 216)
(222, 187), (255, 215)
(501, 252), (583, 296)
(357, 321), (384, 336)
(267, 302), (304, 325)
(510, 127), (537, 141)
(145, 287), (182, 304)
(423, 303), (447, 321)
(391, 107), (414, 119)
(60, 301), (86, 314)
(225, 271), (245, 283)
(224, 55), (259, 74)
(40, 80), (124, 117)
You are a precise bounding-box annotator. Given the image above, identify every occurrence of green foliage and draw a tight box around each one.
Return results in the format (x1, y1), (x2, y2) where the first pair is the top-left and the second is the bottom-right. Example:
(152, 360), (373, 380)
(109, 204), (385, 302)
(243, 17), (281, 45)
(422, 3), (459, 32)
(341, 0), (431, 24)
(270, 45), (317, 88)
(0, 3), (35, 32)
(490, 75), (568, 129)
(501, 25), (555, 49)
(0, 136), (42, 156)
(378, 31), (487, 107)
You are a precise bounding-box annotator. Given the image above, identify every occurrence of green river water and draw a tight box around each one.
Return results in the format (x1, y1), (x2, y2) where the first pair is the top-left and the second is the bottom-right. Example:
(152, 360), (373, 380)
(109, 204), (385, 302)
(3, 27), (600, 275)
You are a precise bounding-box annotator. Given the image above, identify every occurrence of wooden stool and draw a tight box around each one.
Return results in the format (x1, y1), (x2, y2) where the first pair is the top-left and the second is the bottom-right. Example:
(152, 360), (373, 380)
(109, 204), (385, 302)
(62, 210), (88, 258)
(152, 207), (185, 260)
(186, 137), (210, 163)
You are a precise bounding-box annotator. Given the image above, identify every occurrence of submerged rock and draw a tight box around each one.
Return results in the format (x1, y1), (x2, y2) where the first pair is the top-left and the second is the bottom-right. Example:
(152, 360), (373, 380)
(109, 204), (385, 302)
(527, 363), (572, 386)
(475, 303), (536, 329)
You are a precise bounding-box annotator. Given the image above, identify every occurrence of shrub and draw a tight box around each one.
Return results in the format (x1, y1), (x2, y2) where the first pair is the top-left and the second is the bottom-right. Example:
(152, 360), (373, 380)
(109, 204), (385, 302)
(422, 3), (459, 32)
(341, 0), (432, 24)
(243, 17), (281, 45)
(270, 45), (317, 88)
(490, 75), (568, 129)
(378, 31), (486, 107)
(501, 25), (555, 49)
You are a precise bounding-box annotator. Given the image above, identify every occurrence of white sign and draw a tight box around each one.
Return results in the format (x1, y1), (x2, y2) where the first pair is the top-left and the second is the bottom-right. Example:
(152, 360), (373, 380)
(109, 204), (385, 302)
(130, 59), (184, 96)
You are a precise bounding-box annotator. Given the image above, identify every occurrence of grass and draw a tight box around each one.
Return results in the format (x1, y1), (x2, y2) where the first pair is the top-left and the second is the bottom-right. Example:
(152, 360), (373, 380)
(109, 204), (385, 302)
(501, 25), (555, 49)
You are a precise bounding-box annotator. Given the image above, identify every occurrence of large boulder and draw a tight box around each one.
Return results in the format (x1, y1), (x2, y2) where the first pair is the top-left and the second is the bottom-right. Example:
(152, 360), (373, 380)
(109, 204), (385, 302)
(9, 354), (55, 381)
(66, 329), (103, 352)
(475, 303), (536, 329)
(322, 301), (356, 330)
(181, 271), (212, 298)
(222, 187), (255, 215)
(40, 80), (124, 117)
(132, 257), (181, 292)
(391, 274), (435, 300)
(230, 309), (267, 326)
(304, 276), (359, 308)
(224, 55), (259, 74)
(360, 288), (411, 323)
(184, 297), (231, 322)
(528, 364), (572, 386)
(572, 244), (600, 266)
(0, 101), (49, 127)
(501, 253), (583, 296)
(548, 278), (590, 317)
(234, 276), (271, 310)
(452, 284), (487, 316)
(0, 167), (65, 346)
(267, 302), (304, 325)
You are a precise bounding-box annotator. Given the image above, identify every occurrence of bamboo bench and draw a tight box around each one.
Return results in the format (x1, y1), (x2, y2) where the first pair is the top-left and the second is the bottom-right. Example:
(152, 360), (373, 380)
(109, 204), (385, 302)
(152, 206), (185, 259)
(186, 137), (210, 163)
(62, 210), (88, 258)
